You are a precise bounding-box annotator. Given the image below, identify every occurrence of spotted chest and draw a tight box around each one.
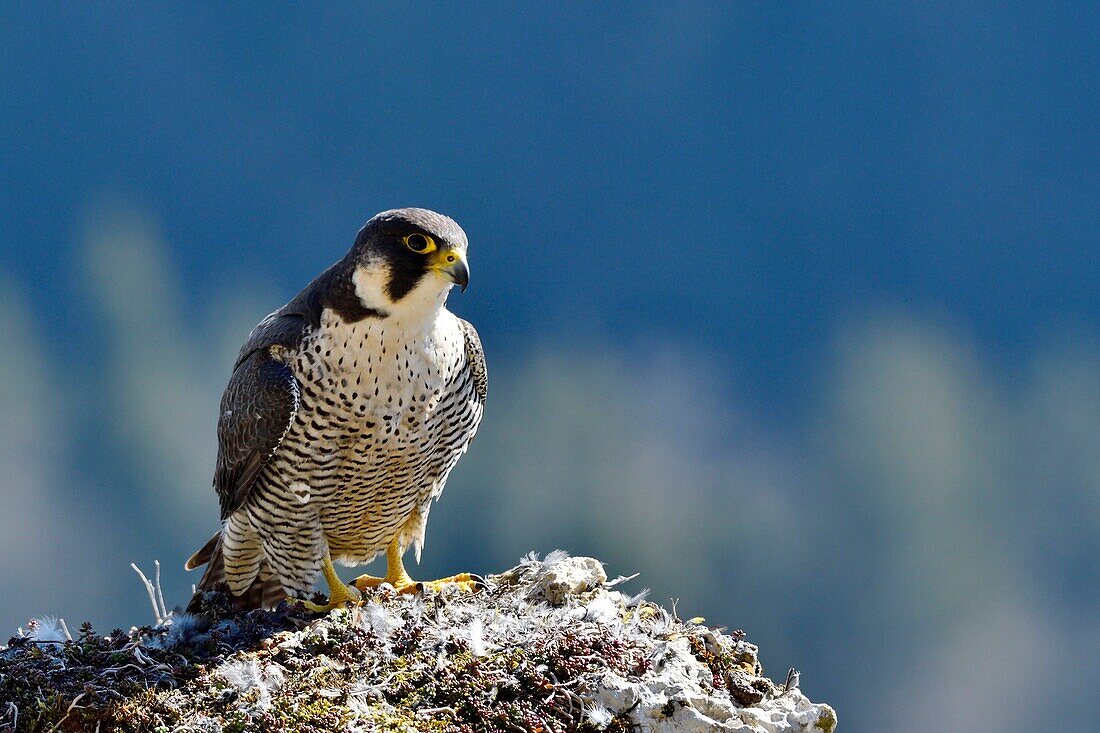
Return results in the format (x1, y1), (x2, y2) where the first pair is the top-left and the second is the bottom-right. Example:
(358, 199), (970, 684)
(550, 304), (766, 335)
(252, 307), (475, 558)
(295, 309), (463, 436)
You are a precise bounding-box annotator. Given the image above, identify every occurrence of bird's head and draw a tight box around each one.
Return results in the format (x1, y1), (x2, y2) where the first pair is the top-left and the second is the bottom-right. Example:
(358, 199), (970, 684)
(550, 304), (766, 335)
(349, 208), (470, 321)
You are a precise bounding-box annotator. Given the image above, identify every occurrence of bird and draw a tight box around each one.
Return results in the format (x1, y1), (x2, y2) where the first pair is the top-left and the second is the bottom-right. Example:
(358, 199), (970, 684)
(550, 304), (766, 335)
(185, 208), (486, 613)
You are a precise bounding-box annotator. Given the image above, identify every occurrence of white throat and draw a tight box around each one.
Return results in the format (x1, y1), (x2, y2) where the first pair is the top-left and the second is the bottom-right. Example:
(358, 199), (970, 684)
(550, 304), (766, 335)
(352, 264), (452, 327)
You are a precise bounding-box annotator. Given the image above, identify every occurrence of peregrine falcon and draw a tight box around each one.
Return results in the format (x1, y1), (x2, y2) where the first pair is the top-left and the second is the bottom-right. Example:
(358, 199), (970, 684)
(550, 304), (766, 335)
(185, 208), (486, 612)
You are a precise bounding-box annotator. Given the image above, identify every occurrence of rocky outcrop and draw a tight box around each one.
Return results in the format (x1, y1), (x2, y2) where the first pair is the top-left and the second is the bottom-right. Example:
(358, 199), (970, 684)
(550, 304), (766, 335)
(1, 553), (836, 732)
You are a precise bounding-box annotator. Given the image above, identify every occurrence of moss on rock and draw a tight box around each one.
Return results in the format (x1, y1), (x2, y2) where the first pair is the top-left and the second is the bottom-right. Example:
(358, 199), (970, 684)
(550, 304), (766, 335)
(1, 553), (836, 732)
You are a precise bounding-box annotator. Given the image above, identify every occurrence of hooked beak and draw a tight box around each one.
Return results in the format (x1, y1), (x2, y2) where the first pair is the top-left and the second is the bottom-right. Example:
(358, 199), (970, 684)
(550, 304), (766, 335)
(434, 249), (470, 292)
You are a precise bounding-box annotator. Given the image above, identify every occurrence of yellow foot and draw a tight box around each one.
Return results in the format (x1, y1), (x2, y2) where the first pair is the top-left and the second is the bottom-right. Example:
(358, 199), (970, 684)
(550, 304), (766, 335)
(298, 581), (361, 613)
(420, 572), (486, 594)
(351, 538), (486, 597)
(352, 571), (485, 595)
(351, 571), (416, 594)
(297, 554), (363, 613)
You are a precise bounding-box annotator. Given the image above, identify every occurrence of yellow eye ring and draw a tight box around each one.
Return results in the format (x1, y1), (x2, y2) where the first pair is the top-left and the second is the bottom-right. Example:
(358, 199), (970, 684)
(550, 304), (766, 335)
(403, 233), (436, 254)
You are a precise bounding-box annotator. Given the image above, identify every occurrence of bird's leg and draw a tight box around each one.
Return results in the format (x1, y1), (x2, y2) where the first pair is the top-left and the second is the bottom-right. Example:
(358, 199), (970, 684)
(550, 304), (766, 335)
(300, 554), (362, 612)
(351, 538), (417, 593)
(352, 538), (484, 595)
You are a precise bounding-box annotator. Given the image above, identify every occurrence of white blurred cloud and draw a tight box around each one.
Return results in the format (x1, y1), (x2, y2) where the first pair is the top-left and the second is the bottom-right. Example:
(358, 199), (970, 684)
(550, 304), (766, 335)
(0, 282), (112, 624)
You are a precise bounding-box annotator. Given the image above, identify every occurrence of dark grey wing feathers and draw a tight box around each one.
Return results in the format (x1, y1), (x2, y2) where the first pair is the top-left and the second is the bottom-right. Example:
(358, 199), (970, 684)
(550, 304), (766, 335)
(458, 317), (487, 402)
(215, 313), (305, 520)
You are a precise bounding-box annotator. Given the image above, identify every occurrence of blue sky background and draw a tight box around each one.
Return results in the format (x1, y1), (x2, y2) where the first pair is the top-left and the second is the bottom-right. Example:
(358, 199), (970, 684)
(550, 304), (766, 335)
(2, 4), (1098, 731)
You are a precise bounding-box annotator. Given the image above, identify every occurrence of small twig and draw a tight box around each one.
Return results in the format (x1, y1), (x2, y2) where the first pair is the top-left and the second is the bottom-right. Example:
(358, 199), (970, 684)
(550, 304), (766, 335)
(605, 572), (640, 587)
(47, 692), (86, 733)
(22, 640), (75, 646)
(155, 560), (168, 620)
(101, 664), (144, 677)
(131, 563), (164, 625)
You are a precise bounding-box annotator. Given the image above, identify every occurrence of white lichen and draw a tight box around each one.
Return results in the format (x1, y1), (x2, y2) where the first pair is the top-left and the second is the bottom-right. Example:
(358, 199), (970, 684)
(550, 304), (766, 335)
(4, 552), (836, 733)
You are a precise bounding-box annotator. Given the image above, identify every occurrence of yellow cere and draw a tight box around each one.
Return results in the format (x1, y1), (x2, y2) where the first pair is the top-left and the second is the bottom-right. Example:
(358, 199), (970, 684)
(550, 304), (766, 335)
(429, 246), (464, 271)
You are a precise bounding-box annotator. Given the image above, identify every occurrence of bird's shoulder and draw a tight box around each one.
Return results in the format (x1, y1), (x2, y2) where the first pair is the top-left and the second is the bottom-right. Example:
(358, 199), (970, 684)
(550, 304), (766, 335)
(235, 310), (308, 369)
(234, 262), (351, 368)
(235, 257), (389, 370)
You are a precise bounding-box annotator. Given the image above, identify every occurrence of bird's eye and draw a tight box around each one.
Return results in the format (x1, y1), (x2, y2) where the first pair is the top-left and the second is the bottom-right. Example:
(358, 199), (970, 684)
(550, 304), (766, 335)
(403, 233), (435, 253)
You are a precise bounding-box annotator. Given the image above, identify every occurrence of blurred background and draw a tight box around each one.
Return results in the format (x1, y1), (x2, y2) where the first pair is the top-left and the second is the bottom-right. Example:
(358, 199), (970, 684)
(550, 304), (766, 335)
(2, 4), (1097, 730)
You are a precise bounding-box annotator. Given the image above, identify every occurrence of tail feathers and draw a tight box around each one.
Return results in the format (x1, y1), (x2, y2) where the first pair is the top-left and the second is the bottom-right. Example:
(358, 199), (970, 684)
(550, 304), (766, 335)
(185, 531), (288, 613)
(185, 532), (220, 570)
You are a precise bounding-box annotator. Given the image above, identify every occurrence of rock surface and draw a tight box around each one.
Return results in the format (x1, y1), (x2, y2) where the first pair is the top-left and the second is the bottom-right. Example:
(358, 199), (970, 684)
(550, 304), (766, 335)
(0, 552), (836, 732)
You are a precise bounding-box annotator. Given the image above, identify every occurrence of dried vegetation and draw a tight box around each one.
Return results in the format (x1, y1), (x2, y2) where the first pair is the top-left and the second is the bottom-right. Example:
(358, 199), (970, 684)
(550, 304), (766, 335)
(0, 553), (835, 732)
